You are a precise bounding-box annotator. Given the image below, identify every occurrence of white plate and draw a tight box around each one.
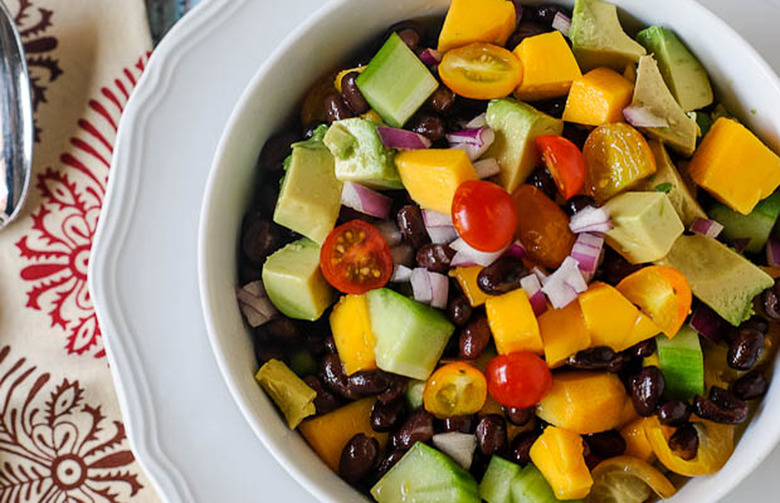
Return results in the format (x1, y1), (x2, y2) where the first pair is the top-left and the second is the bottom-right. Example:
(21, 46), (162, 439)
(89, 0), (780, 501)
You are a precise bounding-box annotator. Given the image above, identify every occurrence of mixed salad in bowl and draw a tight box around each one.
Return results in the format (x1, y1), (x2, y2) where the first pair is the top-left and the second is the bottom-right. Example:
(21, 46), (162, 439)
(234, 0), (780, 501)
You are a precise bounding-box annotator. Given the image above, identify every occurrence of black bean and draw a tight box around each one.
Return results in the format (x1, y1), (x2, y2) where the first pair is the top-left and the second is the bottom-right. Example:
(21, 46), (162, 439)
(393, 410), (435, 451)
(255, 344), (285, 366)
(668, 423), (699, 461)
(304, 333), (328, 357)
(416, 244), (456, 273)
(324, 93), (355, 123)
(562, 123), (591, 151)
(599, 248), (643, 286)
(396, 28), (421, 51)
(448, 294), (473, 327)
(657, 400), (691, 426)
(629, 366), (666, 416)
(320, 353), (355, 399)
(259, 131), (298, 173)
(762, 279), (780, 320)
(742, 315), (770, 335)
(371, 399), (405, 433)
(390, 243), (416, 268)
(341, 71), (370, 115)
(241, 213), (280, 264)
(731, 371), (769, 401)
(693, 388), (749, 424)
(264, 318), (300, 344)
(506, 21), (550, 50)
(526, 4), (571, 24)
(339, 434), (380, 484)
(396, 205), (431, 249)
(532, 97), (567, 119)
(631, 339), (657, 359)
(477, 256), (527, 295)
(459, 315), (491, 360)
(324, 335), (338, 354)
(727, 327), (764, 371)
(427, 86), (456, 115)
(303, 120), (326, 139)
(378, 374), (408, 404)
(255, 179), (280, 218)
(563, 195), (597, 216)
(409, 114), (445, 143)
(510, 431), (541, 465)
(567, 346), (620, 371)
(504, 406), (535, 426)
(374, 450), (405, 482)
(348, 369), (393, 396)
(526, 166), (558, 200)
(239, 263), (261, 284)
(443, 415), (475, 434)
(304, 376), (342, 415)
(585, 430), (626, 459)
(476, 414), (508, 456)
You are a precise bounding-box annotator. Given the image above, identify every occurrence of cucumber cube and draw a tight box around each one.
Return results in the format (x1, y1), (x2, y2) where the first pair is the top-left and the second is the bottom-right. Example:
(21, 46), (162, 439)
(656, 326), (704, 400)
(480, 456), (522, 503)
(357, 33), (439, 127)
(709, 189), (780, 253)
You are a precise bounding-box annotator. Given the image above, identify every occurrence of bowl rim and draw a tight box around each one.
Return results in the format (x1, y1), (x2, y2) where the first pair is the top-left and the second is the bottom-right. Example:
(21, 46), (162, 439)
(198, 1), (780, 502)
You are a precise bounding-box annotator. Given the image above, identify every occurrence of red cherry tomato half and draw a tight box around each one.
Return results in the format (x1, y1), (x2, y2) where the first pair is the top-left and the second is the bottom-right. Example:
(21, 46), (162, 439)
(451, 180), (518, 252)
(320, 220), (393, 294)
(536, 135), (587, 200)
(486, 352), (553, 408)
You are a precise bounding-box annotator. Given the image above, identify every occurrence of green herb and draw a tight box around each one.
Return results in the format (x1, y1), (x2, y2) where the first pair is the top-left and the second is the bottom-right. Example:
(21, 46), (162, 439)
(654, 183), (673, 193)
(751, 109), (758, 115)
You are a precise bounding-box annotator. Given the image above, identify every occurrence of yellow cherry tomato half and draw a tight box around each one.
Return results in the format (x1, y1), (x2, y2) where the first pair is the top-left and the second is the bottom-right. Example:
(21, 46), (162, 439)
(587, 456), (677, 503)
(439, 43), (523, 100)
(617, 266), (692, 338)
(423, 362), (488, 419)
(643, 416), (735, 477)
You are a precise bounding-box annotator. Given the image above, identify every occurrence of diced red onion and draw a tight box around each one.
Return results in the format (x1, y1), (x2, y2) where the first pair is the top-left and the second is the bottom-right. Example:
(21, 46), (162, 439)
(450, 238), (508, 267)
(521, 274), (547, 317)
(542, 257), (588, 309)
(473, 158), (502, 179)
(689, 217), (724, 239)
(569, 206), (613, 234)
(422, 210), (457, 244)
(390, 243), (415, 267)
(236, 281), (277, 327)
(552, 11), (571, 37)
(432, 432), (477, 470)
(411, 268), (433, 304)
(465, 113), (487, 129)
(422, 210), (454, 228)
(391, 264), (413, 283)
(427, 226), (459, 244)
(419, 48), (443, 67)
(733, 238), (751, 253)
(623, 106), (670, 128)
(541, 278), (579, 310)
(689, 304), (729, 342)
(767, 238), (780, 267)
(446, 126), (496, 161)
(376, 220), (403, 247)
(570, 233), (604, 275)
(528, 290), (548, 317)
(429, 271), (449, 309)
(376, 125), (432, 150)
(504, 240), (527, 259)
(341, 182), (392, 219)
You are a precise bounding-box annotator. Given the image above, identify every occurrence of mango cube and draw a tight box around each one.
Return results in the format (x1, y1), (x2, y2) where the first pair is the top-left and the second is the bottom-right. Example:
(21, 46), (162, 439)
(529, 426), (594, 500)
(563, 68), (634, 126)
(689, 118), (780, 215)
(514, 31), (582, 101)
(538, 302), (591, 367)
(449, 266), (492, 307)
(395, 149), (477, 214)
(438, 0), (516, 53)
(329, 295), (376, 375)
(486, 289), (544, 355)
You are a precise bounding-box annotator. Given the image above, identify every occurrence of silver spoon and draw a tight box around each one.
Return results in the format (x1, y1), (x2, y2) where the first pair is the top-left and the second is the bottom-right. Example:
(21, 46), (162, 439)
(0, 0), (32, 229)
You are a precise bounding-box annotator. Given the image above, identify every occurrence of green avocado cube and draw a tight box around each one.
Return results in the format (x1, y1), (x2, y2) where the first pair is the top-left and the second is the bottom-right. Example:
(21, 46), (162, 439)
(262, 239), (335, 321)
(657, 235), (774, 326)
(569, 0), (647, 71)
(709, 189), (780, 253)
(604, 192), (685, 264)
(255, 359), (316, 429)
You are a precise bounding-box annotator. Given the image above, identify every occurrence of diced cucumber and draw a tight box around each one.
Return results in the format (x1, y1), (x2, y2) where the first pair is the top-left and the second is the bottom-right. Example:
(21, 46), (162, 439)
(656, 327), (704, 400)
(366, 289), (455, 380)
(371, 442), (480, 503)
(356, 33), (438, 128)
(479, 456), (522, 503)
(709, 189), (780, 253)
(511, 464), (580, 503)
(406, 379), (426, 410)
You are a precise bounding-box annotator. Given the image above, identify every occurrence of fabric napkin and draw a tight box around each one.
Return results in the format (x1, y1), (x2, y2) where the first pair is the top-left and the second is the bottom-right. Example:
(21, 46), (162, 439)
(0, 0), (164, 501)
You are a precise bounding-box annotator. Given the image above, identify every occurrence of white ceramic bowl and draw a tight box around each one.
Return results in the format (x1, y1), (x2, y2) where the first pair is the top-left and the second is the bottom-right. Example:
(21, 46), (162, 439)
(199, 1), (780, 501)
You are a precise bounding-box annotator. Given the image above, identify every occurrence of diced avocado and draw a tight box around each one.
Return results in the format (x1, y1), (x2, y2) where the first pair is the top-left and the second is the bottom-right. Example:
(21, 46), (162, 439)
(637, 141), (707, 226)
(631, 55), (698, 157)
(511, 464), (579, 503)
(657, 234), (774, 326)
(262, 239), (336, 321)
(255, 359), (316, 428)
(371, 442), (480, 503)
(366, 288), (455, 380)
(273, 126), (342, 243)
(637, 26), (713, 112)
(604, 192), (685, 264)
(356, 33), (438, 128)
(480, 457), (522, 503)
(406, 379), (426, 410)
(484, 98), (563, 192)
(323, 118), (402, 189)
(709, 189), (780, 253)
(569, 0), (647, 71)
(656, 327), (704, 401)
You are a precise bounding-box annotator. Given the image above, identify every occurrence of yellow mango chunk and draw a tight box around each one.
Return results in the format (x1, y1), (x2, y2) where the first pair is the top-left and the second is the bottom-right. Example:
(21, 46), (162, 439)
(438, 0), (516, 53)
(530, 426), (594, 500)
(578, 282), (660, 352)
(563, 68), (634, 126)
(449, 266), (492, 306)
(396, 149), (477, 214)
(486, 289), (543, 355)
(330, 295), (376, 375)
(621, 418), (655, 462)
(689, 118), (780, 215)
(536, 371), (630, 434)
(514, 31), (582, 101)
(538, 302), (591, 367)
(299, 398), (388, 472)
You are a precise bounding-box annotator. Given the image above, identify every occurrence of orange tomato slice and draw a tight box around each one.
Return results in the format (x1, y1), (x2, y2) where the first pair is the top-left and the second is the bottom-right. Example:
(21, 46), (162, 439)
(643, 416), (735, 477)
(423, 362), (487, 419)
(616, 266), (692, 338)
(588, 456), (677, 502)
(439, 43), (523, 100)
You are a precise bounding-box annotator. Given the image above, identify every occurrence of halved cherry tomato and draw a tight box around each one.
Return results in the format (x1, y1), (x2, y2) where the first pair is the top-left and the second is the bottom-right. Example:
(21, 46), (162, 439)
(439, 43), (523, 100)
(486, 352), (552, 408)
(511, 184), (576, 269)
(423, 362), (488, 419)
(536, 136), (587, 200)
(320, 220), (393, 294)
(616, 266), (692, 338)
(452, 180), (518, 252)
(588, 456), (677, 503)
